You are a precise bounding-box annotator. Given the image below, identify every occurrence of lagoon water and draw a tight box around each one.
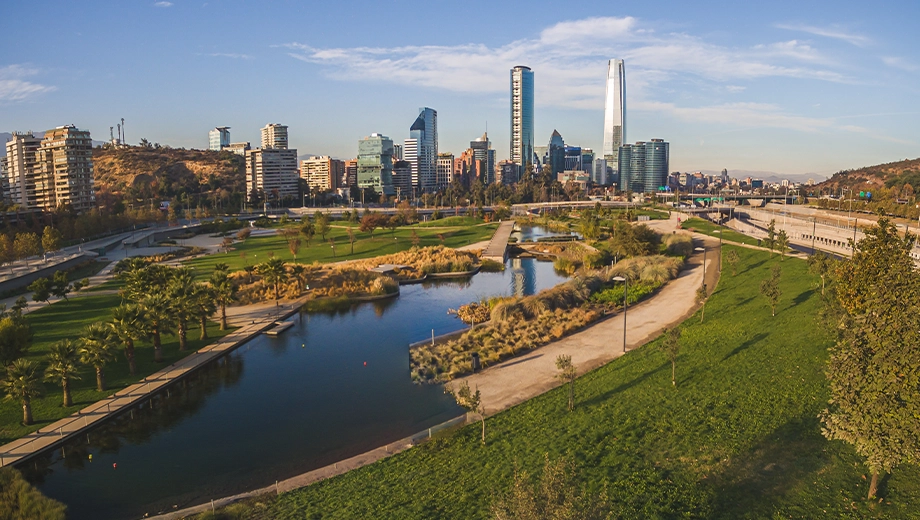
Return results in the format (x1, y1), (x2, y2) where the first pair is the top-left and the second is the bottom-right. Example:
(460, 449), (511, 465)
(25, 258), (567, 520)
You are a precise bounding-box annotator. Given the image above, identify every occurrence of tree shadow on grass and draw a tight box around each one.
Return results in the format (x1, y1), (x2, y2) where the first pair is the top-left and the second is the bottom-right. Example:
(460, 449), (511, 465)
(708, 418), (830, 518)
(581, 361), (670, 408)
(722, 333), (768, 362)
(793, 289), (815, 305)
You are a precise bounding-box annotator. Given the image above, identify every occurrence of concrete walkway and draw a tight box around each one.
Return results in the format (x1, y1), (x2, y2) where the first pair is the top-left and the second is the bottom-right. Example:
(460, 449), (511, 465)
(0, 296), (309, 468)
(481, 221), (514, 262)
(454, 235), (718, 415)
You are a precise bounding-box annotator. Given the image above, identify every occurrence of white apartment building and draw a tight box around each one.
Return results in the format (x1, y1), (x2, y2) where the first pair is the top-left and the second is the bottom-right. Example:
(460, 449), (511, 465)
(261, 123), (288, 149)
(246, 148), (299, 201)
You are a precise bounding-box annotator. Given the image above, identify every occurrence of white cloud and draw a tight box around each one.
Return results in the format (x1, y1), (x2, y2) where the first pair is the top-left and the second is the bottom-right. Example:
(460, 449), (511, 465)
(726, 85), (746, 93)
(0, 65), (55, 102)
(154, 1), (173, 7)
(882, 56), (918, 72)
(774, 23), (871, 47)
(205, 53), (253, 60)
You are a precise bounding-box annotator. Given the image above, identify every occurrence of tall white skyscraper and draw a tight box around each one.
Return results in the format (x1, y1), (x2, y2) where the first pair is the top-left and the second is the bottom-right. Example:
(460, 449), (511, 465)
(602, 59), (626, 181)
(510, 66), (534, 169)
(406, 107), (438, 192)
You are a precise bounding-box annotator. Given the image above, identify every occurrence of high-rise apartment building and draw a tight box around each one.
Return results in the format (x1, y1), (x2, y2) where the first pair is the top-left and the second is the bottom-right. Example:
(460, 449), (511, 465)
(301, 156), (344, 192)
(36, 126), (96, 212)
(510, 66), (534, 170)
(469, 133), (495, 185)
(343, 159), (358, 188)
(405, 107), (438, 192)
(245, 148), (299, 201)
(618, 139), (669, 193)
(261, 123), (288, 149)
(603, 59), (626, 178)
(209, 127), (230, 151)
(4, 132), (42, 209)
(357, 133), (395, 196)
(392, 160), (412, 197)
(393, 144), (403, 161)
(436, 153), (455, 187)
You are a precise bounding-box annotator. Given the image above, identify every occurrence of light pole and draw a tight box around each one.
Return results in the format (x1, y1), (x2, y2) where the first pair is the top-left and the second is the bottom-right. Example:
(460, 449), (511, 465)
(695, 246), (707, 293)
(611, 276), (628, 353)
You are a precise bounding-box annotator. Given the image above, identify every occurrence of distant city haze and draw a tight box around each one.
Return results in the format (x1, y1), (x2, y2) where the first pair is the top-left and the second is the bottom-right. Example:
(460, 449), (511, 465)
(1, 0), (918, 177)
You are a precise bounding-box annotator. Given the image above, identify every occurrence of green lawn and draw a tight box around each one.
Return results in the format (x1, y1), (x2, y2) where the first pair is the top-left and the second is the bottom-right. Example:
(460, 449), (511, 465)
(0, 294), (232, 443)
(222, 246), (920, 519)
(681, 217), (761, 246)
(414, 216), (487, 227)
(182, 223), (498, 279)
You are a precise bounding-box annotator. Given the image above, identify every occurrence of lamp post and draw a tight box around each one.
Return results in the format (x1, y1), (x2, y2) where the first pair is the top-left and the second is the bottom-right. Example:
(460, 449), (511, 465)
(695, 246), (707, 292)
(611, 276), (628, 353)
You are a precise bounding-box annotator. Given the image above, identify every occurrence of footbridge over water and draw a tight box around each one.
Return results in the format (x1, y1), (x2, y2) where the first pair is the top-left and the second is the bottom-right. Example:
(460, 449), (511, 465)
(481, 221), (515, 263)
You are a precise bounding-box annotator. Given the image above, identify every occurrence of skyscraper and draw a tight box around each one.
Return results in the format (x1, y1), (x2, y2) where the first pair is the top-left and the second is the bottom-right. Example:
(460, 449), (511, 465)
(405, 107), (438, 193)
(209, 127), (230, 151)
(357, 133), (395, 196)
(510, 66), (534, 171)
(547, 130), (565, 175)
(469, 133), (495, 185)
(245, 148), (299, 202)
(36, 126), (96, 213)
(261, 123), (288, 149)
(603, 59), (626, 180)
(618, 139), (669, 193)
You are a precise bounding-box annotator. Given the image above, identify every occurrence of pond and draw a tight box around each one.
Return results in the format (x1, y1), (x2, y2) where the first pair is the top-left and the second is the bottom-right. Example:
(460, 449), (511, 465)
(23, 258), (568, 520)
(511, 224), (581, 242)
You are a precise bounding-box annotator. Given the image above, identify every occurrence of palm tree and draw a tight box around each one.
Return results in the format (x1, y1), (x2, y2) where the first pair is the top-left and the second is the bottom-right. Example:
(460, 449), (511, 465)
(44, 340), (82, 407)
(80, 323), (117, 391)
(192, 283), (217, 340)
(290, 265), (306, 293)
(168, 269), (196, 351)
(257, 258), (288, 306)
(243, 265), (255, 284)
(210, 269), (237, 330)
(141, 293), (174, 362)
(2, 359), (42, 425)
(110, 303), (149, 375)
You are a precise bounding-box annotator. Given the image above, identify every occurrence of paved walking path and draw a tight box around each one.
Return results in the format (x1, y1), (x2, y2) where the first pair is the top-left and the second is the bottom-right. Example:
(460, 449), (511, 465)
(0, 296), (308, 468)
(454, 234), (719, 415)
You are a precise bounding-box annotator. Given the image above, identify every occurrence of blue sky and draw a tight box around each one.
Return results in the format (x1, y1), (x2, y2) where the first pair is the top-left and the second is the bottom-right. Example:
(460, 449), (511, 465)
(2, 0), (918, 177)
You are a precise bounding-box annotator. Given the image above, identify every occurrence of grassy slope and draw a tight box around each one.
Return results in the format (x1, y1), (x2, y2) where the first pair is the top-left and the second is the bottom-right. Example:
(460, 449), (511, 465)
(235, 246), (919, 519)
(182, 223), (498, 278)
(0, 294), (231, 443)
(681, 217), (761, 247)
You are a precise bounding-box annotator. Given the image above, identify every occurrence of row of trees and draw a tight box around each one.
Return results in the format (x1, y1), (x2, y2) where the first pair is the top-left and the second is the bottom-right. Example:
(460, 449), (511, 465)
(0, 227), (64, 269)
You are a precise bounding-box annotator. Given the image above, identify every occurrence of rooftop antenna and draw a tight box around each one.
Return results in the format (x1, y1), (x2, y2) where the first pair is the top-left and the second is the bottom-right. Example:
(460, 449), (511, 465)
(117, 124), (121, 145)
(120, 118), (125, 145)
(110, 126), (114, 144)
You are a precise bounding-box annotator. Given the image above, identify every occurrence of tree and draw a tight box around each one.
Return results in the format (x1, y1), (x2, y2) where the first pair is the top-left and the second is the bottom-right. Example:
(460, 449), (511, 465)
(41, 226), (62, 257)
(765, 219), (777, 256)
(314, 211), (330, 241)
(725, 249), (740, 276)
(0, 235), (13, 270)
(555, 354), (577, 411)
(0, 316), (32, 365)
(80, 323), (117, 391)
(696, 285), (708, 323)
(299, 221), (315, 246)
(491, 455), (607, 520)
(660, 328), (681, 387)
(2, 359), (41, 425)
(167, 269), (195, 350)
(820, 217), (920, 499)
(50, 270), (71, 301)
(28, 277), (51, 304)
(110, 303), (148, 375)
(759, 264), (782, 316)
(13, 232), (41, 266)
(360, 213), (387, 237)
(410, 229), (420, 247)
(449, 302), (491, 329)
(220, 236), (234, 253)
(210, 269), (237, 330)
(257, 258), (288, 306)
(243, 265), (255, 284)
(578, 215), (601, 241)
(776, 229), (789, 260)
(192, 283), (217, 340)
(44, 340), (81, 407)
(447, 380), (486, 443)
(287, 235), (302, 263)
(141, 293), (174, 362)
(236, 227), (252, 241)
(347, 227), (357, 255)
(808, 251), (833, 296)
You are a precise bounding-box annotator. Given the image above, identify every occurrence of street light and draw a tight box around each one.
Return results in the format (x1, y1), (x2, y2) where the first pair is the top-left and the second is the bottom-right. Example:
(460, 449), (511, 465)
(695, 246), (707, 292)
(611, 276), (628, 353)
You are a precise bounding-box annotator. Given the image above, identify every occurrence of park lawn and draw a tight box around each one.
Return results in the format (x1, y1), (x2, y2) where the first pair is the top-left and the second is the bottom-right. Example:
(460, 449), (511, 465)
(182, 223), (498, 279)
(414, 216), (487, 227)
(225, 245), (920, 519)
(681, 217), (761, 246)
(0, 294), (232, 444)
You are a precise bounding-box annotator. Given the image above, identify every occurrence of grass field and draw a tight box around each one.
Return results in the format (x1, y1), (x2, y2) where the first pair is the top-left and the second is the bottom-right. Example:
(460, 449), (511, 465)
(0, 294), (231, 443)
(182, 222), (498, 278)
(681, 217), (761, 246)
(216, 245), (920, 519)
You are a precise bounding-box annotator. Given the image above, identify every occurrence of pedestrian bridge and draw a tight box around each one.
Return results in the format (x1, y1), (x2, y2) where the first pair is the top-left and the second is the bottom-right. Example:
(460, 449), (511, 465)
(481, 221), (515, 263)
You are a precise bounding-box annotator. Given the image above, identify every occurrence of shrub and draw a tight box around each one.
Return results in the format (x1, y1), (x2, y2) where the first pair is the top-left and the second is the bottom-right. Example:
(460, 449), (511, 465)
(663, 232), (694, 257)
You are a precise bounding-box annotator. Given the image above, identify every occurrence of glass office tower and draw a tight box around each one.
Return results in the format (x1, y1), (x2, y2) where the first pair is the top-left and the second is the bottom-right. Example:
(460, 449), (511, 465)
(357, 133), (395, 196)
(618, 139), (669, 193)
(603, 59), (626, 184)
(510, 66), (534, 171)
(406, 107), (438, 193)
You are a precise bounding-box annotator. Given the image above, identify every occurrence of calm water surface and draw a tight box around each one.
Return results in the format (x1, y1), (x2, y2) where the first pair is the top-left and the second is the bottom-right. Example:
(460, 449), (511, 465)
(23, 258), (566, 520)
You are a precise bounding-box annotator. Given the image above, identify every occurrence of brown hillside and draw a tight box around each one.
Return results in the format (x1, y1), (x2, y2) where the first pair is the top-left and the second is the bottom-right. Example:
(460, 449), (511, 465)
(816, 157), (920, 192)
(93, 146), (245, 198)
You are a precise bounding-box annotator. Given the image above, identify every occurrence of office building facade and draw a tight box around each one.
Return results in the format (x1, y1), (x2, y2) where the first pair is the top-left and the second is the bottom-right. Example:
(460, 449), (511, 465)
(405, 107), (438, 192)
(261, 123), (288, 149)
(343, 159), (358, 188)
(510, 66), (534, 170)
(357, 133), (395, 196)
(245, 148), (299, 201)
(301, 156), (344, 192)
(436, 153), (454, 187)
(547, 130), (565, 175)
(618, 139), (669, 193)
(209, 127), (230, 151)
(392, 160), (412, 197)
(469, 133), (495, 185)
(603, 59), (626, 178)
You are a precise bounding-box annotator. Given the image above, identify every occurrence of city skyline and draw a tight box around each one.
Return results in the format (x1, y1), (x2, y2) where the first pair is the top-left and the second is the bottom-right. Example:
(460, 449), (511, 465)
(1, 1), (918, 177)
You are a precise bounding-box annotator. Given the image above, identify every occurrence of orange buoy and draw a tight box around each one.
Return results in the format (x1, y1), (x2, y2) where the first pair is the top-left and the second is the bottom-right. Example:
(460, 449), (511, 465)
(363, 362), (367, 366)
